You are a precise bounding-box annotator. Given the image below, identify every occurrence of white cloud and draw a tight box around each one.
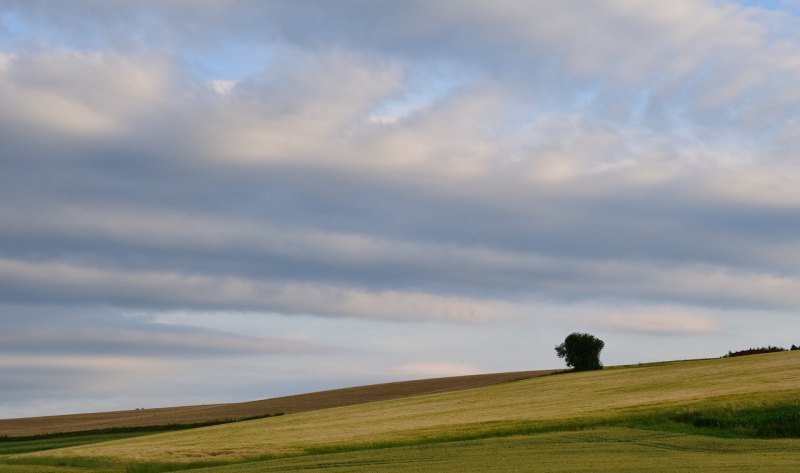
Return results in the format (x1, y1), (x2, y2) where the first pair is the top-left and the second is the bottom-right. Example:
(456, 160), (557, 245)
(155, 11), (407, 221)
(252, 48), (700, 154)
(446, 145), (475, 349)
(599, 309), (723, 335)
(0, 51), (174, 138)
(704, 167), (800, 208)
(197, 50), (403, 163)
(0, 52), (12, 71)
(395, 362), (485, 377)
(210, 79), (237, 95)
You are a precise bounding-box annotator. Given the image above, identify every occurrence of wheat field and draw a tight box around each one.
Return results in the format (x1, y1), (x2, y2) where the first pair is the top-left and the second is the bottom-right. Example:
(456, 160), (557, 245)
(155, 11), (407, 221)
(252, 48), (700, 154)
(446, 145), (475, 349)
(19, 351), (800, 466)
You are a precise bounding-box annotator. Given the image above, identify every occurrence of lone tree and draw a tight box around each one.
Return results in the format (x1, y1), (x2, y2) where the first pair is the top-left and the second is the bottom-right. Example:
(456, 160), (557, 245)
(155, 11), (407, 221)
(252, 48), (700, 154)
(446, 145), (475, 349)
(555, 332), (605, 371)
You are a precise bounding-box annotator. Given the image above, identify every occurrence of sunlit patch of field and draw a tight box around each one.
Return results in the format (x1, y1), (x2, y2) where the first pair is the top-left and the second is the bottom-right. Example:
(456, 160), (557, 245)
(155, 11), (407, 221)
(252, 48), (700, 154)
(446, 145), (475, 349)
(22, 351), (800, 465)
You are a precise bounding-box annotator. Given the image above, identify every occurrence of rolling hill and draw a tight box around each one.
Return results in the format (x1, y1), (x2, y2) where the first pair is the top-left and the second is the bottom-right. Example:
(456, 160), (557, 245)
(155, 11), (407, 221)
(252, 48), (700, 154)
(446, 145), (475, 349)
(0, 370), (552, 437)
(4, 352), (800, 472)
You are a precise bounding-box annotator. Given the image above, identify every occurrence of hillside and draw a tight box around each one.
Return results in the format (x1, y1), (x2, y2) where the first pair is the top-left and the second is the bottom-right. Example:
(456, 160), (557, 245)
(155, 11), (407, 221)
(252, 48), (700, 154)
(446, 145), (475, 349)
(19, 351), (800, 467)
(193, 429), (800, 473)
(0, 370), (552, 437)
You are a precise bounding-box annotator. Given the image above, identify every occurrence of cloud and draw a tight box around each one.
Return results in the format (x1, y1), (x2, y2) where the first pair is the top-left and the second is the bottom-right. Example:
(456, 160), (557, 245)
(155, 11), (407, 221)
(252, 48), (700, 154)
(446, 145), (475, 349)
(2, 0), (800, 416)
(0, 50), (174, 138)
(599, 309), (723, 335)
(0, 258), (525, 322)
(3, 171), (800, 317)
(0, 328), (320, 357)
(7, 1), (800, 122)
(0, 304), (327, 358)
(0, 302), (333, 414)
(396, 362), (486, 377)
(194, 49), (403, 163)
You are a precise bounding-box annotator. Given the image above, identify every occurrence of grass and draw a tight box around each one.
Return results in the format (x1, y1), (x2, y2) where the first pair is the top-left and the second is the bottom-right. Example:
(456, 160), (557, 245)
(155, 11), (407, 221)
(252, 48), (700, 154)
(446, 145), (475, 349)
(0, 432), (159, 455)
(669, 402), (800, 438)
(0, 415), (287, 457)
(13, 426), (799, 473)
(187, 428), (800, 473)
(0, 456), (123, 473)
(0, 414), (283, 444)
(5, 351), (800, 471)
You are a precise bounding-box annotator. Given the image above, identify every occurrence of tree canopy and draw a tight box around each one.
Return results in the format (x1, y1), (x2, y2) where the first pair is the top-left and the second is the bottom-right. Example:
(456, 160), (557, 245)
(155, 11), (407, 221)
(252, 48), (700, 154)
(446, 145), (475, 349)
(555, 332), (604, 371)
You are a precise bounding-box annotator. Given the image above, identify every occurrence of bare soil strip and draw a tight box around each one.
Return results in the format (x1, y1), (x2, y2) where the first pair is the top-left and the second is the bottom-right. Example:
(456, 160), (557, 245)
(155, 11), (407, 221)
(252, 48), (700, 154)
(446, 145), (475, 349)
(0, 370), (553, 437)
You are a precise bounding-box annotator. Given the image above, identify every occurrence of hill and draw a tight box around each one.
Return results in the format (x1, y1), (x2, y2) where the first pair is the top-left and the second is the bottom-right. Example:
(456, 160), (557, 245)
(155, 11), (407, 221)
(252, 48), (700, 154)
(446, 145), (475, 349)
(23, 353), (800, 460)
(5, 352), (800, 472)
(0, 370), (552, 437)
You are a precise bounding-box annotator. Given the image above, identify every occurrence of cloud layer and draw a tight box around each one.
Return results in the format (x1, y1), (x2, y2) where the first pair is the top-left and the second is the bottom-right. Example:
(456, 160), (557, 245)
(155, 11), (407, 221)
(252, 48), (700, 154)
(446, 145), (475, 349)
(2, 0), (800, 417)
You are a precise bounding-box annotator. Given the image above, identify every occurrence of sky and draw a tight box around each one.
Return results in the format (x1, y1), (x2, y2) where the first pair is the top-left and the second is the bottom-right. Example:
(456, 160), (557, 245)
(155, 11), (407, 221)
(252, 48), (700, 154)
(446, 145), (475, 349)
(1, 0), (800, 419)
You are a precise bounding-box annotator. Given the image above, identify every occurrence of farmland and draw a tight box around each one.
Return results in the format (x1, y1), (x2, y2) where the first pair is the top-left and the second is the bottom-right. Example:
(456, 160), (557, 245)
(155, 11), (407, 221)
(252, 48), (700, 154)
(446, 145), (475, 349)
(0, 370), (551, 437)
(2, 352), (800, 472)
(194, 429), (800, 473)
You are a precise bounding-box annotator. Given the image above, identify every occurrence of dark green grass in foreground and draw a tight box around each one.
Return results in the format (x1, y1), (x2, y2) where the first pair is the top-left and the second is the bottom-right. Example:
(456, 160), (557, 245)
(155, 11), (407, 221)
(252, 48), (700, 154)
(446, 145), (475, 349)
(614, 400), (800, 439)
(182, 428), (800, 473)
(0, 456), (122, 473)
(671, 403), (800, 438)
(6, 428), (800, 473)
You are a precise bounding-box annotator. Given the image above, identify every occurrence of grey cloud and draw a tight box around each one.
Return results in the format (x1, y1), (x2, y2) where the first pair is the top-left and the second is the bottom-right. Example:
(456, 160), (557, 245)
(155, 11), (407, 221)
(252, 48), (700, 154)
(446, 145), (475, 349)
(0, 2), (799, 319)
(6, 0), (800, 132)
(0, 367), (98, 396)
(7, 0), (800, 419)
(0, 329), (321, 357)
(0, 305), (327, 358)
(2, 103), (800, 317)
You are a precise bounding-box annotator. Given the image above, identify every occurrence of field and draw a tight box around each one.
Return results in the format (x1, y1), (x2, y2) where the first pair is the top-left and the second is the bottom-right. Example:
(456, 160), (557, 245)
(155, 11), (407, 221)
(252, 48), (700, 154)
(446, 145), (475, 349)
(0, 370), (550, 437)
(2, 352), (800, 472)
(195, 429), (800, 473)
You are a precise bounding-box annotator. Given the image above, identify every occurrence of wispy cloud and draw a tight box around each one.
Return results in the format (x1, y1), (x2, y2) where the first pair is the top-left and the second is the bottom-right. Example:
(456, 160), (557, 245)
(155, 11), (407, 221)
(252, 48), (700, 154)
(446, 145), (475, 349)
(599, 310), (723, 336)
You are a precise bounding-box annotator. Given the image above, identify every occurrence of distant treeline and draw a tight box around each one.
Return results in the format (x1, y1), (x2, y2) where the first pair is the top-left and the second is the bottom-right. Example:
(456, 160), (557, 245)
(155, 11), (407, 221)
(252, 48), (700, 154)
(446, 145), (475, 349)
(0, 412), (284, 442)
(723, 346), (800, 358)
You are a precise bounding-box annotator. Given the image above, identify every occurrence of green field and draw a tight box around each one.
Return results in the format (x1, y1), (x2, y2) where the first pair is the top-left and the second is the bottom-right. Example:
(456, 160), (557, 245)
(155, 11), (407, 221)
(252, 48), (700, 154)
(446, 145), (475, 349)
(196, 428), (800, 473)
(4, 351), (800, 472)
(0, 432), (158, 456)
